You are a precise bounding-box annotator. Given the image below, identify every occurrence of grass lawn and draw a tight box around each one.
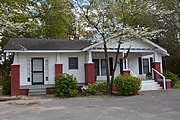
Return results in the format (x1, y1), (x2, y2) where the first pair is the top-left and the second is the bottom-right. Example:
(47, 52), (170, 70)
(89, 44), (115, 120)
(173, 80), (180, 89)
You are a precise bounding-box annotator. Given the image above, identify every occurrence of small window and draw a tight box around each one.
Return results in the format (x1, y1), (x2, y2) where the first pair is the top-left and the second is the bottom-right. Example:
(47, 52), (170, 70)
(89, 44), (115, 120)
(143, 58), (149, 74)
(69, 57), (78, 69)
(101, 59), (106, 76)
(92, 59), (99, 76)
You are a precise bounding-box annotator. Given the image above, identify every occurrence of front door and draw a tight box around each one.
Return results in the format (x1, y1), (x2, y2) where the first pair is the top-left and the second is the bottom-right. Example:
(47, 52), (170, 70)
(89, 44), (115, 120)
(32, 58), (44, 85)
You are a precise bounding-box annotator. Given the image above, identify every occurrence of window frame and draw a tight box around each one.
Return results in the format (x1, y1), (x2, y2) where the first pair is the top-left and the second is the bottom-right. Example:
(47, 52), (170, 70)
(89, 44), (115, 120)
(143, 58), (150, 74)
(68, 57), (78, 70)
(101, 59), (106, 76)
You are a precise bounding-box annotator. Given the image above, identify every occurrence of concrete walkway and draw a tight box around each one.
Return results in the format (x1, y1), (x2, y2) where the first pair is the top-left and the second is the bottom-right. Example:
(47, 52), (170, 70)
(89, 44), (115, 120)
(0, 90), (180, 120)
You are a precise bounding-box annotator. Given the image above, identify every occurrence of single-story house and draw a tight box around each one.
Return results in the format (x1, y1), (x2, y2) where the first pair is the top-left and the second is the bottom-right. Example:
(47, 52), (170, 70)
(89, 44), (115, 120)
(3, 38), (170, 96)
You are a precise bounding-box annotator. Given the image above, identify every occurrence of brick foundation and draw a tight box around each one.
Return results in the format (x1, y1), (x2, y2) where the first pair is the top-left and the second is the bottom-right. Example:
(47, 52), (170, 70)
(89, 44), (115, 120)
(20, 89), (29, 95)
(46, 88), (55, 94)
(157, 79), (171, 89)
(11, 64), (20, 96)
(122, 69), (130, 75)
(84, 63), (95, 84)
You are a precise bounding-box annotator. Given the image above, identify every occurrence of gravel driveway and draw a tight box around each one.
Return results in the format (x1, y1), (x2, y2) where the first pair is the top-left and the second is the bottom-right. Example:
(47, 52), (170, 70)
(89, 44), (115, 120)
(0, 90), (180, 120)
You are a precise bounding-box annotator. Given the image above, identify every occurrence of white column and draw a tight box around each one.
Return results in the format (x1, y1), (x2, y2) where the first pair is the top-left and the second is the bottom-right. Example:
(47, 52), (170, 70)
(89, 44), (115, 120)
(56, 53), (61, 64)
(13, 53), (18, 64)
(153, 51), (162, 73)
(88, 50), (93, 63)
(153, 51), (161, 62)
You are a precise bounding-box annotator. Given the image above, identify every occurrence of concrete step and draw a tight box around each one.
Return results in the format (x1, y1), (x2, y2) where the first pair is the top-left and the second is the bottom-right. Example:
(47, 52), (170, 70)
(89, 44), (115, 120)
(28, 88), (46, 96)
(141, 80), (162, 91)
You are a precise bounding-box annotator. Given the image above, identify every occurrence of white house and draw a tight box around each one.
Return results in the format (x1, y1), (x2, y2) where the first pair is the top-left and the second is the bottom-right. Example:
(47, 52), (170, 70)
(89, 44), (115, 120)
(3, 38), (170, 96)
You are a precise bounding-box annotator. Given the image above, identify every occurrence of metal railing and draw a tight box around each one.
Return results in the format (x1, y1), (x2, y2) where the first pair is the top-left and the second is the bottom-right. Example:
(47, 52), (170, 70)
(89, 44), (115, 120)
(152, 68), (166, 90)
(129, 69), (137, 77)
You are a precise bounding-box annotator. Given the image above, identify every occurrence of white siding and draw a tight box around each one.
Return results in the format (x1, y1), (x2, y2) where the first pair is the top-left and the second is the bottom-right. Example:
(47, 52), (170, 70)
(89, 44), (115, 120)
(128, 53), (140, 77)
(18, 52), (87, 86)
(60, 53), (86, 83)
(18, 53), (56, 86)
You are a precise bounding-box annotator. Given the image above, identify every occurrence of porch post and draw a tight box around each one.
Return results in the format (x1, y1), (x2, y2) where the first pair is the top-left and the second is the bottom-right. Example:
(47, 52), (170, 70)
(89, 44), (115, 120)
(122, 52), (130, 75)
(84, 51), (95, 84)
(55, 53), (63, 75)
(152, 52), (161, 80)
(88, 50), (93, 63)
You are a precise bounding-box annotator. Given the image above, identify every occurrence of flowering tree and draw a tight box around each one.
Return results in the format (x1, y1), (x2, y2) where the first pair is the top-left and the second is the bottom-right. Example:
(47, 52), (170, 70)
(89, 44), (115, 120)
(72, 0), (164, 94)
(0, 0), (74, 81)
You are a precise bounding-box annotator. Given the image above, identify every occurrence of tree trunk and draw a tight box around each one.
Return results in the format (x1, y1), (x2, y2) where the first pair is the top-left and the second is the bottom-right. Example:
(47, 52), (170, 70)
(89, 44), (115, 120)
(110, 42), (121, 94)
(102, 38), (110, 94)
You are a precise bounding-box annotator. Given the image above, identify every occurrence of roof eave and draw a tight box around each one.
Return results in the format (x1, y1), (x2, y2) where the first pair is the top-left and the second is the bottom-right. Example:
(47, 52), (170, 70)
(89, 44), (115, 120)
(3, 50), (83, 53)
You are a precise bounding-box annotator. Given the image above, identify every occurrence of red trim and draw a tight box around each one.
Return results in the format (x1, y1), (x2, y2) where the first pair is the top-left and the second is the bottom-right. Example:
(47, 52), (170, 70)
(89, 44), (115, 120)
(55, 64), (63, 75)
(157, 80), (171, 89)
(46, 88), (55, 94)
(20, 89), (29, 95)
(11, 65), (20, 96)
(84, 63), (95, 84)
(152, 62), (161, 80)
(122, 70), (130, 75)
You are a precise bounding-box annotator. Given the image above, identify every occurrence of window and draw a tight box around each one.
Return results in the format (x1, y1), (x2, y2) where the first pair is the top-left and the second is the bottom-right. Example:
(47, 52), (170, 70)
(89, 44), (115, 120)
(138, 57), (142, 75)
(101, 58), (113, 76)
(109, 57), (113, 75)
(69, 57), (78, 69)
(143, 58), (149, 74)
(101, 59), (106, 76)
(92, 59), (99, 76)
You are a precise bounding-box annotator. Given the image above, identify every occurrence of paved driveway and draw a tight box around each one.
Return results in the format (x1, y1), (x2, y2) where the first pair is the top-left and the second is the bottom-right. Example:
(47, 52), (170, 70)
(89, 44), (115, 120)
(0, 90), (180, 120)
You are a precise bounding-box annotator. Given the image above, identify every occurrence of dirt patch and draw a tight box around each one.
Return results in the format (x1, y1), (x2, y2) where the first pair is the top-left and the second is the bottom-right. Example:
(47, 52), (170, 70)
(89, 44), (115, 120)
(2, 96), (51, 106)
(0, 96), (21, 102)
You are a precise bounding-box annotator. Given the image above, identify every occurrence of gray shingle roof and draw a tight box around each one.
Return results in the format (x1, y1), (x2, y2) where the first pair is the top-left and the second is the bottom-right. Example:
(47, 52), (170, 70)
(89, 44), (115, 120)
(3, 38), (91, 51)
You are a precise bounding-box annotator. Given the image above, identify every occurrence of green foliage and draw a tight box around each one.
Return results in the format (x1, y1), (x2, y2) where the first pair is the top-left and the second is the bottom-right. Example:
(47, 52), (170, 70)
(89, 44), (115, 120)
(173, 81), (180, 89)
(54, 73), (78, 97)
(114, 75), (141, 96)
(97, 82), (107, 93)
(2, 80), (11, 96)
(163, 70), (178, 87)
(146, 72), (152, 79)
(81, 84), (98, 95)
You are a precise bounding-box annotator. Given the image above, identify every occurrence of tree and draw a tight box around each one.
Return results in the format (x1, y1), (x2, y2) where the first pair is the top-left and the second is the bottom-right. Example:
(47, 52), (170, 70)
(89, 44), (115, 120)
(120, 0), (180, 78)
(0, 0), (75, 81)
(72, 0), (163, 94)
(39, 0), (75, 39)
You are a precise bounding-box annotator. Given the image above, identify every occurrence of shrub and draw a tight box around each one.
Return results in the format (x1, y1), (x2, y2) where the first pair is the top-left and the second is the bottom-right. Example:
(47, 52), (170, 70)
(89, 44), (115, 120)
(163, 70), (178, 87)
(54, 73), (78, 97)
(114, 75), (141, 96)
(81, 84), (97, 95)
(2, 80), (11, 95)
(97, 82), (107, 94)
(145, 72), (152, 79)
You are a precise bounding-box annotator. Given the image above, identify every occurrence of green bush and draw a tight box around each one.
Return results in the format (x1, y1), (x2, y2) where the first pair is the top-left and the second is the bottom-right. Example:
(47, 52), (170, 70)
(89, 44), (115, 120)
(2, 80), (11, 95)
(81, 84), (98, 95)
(114, 75), (141, 96)
(54, 73), (78, 97)
(163, 70), (178, 87)
(97, 82), (107, 94)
